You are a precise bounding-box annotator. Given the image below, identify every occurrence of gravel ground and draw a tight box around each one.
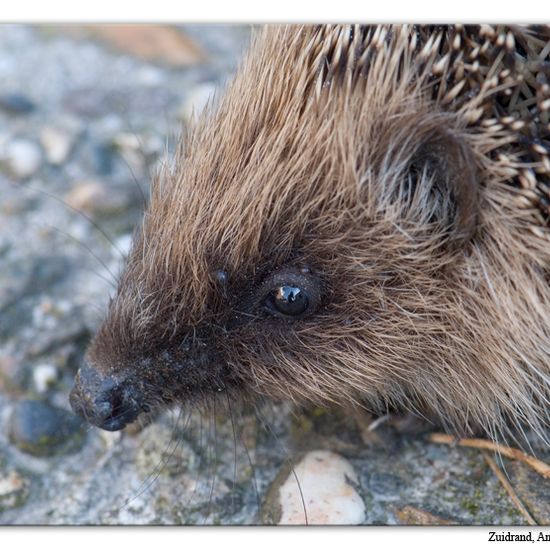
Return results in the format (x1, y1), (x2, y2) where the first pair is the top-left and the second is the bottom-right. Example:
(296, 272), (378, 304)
(0, 24), (548, 525)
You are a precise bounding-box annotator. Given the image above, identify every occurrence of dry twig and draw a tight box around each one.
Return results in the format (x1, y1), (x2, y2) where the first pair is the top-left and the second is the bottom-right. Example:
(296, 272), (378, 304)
(428, 433), (550, 479)
(482, 450), (537, 526)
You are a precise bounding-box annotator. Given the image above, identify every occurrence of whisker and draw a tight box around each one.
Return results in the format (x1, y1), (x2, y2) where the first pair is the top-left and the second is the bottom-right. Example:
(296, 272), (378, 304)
(255, 401), (308, 525)
(203, 398), (219, 524)
(119, 407), (188, 511)
(115, 121), (149, 209)
(225, 393), (239, 518)
(183, 412), (204, 515)
(39, 222), (119, 286)
(238, 406), (262, 522)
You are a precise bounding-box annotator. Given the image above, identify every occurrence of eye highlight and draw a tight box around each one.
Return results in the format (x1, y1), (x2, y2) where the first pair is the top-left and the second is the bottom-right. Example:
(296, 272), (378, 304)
(265, 285), (309, 317)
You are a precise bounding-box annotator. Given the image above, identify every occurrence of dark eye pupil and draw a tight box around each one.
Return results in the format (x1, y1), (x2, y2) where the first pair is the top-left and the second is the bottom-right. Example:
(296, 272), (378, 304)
(268, 285), (309, 316)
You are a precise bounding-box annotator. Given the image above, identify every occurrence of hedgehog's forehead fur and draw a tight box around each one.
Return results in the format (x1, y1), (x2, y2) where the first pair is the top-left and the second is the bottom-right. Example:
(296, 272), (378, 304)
(90, 25), (550, 440)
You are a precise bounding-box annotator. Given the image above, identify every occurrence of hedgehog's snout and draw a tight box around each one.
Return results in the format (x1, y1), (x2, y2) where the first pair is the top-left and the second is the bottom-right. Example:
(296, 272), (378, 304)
(69, 364), (143, 431)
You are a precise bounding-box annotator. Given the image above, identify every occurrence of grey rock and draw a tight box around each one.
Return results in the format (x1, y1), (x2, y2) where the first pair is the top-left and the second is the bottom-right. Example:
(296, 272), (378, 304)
(8, 399), (86, 456)
(0, 93), (35, 115)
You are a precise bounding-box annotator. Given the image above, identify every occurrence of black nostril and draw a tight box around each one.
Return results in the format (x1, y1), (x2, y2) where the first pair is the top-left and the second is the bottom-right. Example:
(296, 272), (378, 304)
(70, 365), (142, 431)
(94, 399), (115, 420)
(96, 385), (133, 425)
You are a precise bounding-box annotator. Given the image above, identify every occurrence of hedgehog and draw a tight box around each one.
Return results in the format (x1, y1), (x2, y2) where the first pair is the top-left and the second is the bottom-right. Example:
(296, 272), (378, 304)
(69, 24), (550, 447)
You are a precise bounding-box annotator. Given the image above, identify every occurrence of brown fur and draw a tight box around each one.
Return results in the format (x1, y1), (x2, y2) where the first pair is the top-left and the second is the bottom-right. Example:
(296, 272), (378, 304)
(73, 25), (550, 444)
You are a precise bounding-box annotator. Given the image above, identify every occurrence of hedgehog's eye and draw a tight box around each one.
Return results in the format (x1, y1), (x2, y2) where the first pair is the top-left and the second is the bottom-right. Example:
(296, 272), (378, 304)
(258, 266), (321, 321)
(265, 285), (309, 317)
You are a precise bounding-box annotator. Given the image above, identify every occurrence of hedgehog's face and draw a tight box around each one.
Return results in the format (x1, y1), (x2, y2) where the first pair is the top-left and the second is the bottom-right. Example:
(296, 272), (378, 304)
(70, 108), (481, 431)
(70, 27), (485, 431)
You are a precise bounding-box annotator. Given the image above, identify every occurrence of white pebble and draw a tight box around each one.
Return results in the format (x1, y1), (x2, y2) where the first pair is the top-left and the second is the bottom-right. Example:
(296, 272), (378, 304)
(64, 180), (107, 213)
(112, 132), (141, 151)
(40, 127), (75, 165)
(3, 139), (42, 179)
(115, 233), (133, 257)
(33, 363), (58, 393)
(137, 66), (164, 87)
(277, 450), (366, 525)
(179, 83), (217, 122)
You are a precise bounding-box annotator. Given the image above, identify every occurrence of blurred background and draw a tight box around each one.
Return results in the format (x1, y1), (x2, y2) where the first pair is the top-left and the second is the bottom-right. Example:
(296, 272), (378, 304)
(0, 24), (547, 525)
(0, 24), (272, 524)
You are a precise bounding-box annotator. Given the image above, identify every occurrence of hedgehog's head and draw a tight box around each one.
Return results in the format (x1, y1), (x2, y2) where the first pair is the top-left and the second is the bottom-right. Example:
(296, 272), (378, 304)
(70, 26), (549, 439)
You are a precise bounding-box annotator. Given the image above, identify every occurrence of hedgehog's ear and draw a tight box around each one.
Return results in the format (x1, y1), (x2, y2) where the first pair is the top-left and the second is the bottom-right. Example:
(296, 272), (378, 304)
(401, 128), (479, 249)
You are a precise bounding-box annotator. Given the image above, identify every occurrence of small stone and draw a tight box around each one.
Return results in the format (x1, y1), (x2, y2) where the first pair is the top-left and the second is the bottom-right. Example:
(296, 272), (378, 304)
(0, 470), (30, 511)
(8, 400), (86, 457)
(111, 131), (163, 178)
(40, 127), (75, 165)
(63, 180), (108, 215)
(268, 450), (366, 525)
(2, 139), (42, 180)
(112, 131), (164, 157)
(0, 93), (35, 115)
(112, 132), (142, 152)
(63, 179), (141, 225)
(179, 83), (217, 122)
(32, 363), (58, 393)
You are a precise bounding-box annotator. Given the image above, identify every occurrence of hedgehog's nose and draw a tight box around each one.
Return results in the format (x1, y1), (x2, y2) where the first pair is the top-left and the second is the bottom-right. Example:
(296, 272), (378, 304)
(69, 365), (142, 431)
